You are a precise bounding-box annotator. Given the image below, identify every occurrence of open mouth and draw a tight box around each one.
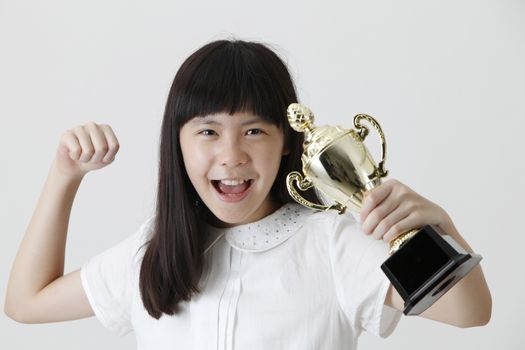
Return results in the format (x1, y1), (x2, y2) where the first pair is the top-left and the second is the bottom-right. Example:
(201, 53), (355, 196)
(211, 179), (254, 202)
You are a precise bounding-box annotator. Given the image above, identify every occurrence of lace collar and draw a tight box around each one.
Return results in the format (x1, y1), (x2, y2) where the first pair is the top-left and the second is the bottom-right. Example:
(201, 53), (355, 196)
(204, 202), (311, 253)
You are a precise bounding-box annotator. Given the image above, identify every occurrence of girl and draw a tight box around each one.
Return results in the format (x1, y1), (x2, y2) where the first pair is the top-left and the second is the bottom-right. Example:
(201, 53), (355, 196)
(5, 39), (491, 349)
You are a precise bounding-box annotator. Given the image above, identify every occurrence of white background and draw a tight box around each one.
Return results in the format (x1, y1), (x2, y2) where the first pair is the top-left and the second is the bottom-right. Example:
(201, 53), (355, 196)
(1, 0), (524, 349)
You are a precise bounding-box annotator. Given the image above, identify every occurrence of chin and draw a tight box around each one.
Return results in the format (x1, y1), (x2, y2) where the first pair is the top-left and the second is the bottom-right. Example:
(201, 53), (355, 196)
(211, 213), (247, 228)
(203, 204), (247, 226)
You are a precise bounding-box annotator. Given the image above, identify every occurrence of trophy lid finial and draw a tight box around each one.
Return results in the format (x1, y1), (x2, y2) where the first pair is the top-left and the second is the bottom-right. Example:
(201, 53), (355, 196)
(287, 103), (314, 133)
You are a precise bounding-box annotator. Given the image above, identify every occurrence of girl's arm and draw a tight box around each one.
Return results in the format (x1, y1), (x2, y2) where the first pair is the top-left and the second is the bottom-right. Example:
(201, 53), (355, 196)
(4, 122), (119, 323)
(359, 179), (492, 327)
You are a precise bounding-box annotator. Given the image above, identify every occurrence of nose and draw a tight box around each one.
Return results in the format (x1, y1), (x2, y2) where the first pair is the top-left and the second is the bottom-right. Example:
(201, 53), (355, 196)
(217, 137), (249, 167)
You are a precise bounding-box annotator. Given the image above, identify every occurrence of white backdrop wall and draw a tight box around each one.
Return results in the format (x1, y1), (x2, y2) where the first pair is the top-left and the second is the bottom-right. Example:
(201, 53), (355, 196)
(1, 1), (523, 349)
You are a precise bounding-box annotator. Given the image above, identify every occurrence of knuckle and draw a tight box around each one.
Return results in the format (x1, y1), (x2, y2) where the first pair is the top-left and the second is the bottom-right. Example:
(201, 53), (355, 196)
(375, 225), (388, 238)
(104, 124), (115, 135)
(372, 228), (383, 239)
(395, 183), (406, 192)
(73, 125), (84, 133)
(367, 192), (379, 205)
(410, 211), (422, 222)
(61, 131), (72, 140)
(362, 219), (373, 234)
(369, 211), (381, 224)
(372, 227), (385, 239)
(399, 189), (411, 201)
(391, 223), (403, 234)
(106, 142), (118, 152)
(383, 179), (397, 190)
(378, 218), (391, 232)
(69, 146), (81, 154)
(404, 200), (416, 211)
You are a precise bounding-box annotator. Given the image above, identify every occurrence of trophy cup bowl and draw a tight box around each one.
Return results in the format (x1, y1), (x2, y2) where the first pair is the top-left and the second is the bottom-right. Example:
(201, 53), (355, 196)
(286, 103), (482, 315)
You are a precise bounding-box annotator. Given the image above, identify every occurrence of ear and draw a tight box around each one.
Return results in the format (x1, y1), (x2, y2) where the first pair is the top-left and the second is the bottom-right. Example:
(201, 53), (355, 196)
(282, 145), (291, 156)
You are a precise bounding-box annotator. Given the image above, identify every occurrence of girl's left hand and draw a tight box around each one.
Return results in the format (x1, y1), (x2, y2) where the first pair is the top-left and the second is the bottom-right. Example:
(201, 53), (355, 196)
(359, 179), (453, 242)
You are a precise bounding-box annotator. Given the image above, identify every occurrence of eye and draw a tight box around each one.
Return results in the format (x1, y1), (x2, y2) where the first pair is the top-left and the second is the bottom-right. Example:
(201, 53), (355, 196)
(246, 128), (264, 136)
(198, 129), (217, 136)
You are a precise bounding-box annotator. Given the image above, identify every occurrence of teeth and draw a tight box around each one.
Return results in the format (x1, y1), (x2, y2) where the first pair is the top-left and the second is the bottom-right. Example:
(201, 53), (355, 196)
(220, 179), (247, 186)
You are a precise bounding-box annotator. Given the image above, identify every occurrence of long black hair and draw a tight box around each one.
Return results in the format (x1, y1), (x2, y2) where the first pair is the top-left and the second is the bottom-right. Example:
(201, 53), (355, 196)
(139, 39), (321, 319)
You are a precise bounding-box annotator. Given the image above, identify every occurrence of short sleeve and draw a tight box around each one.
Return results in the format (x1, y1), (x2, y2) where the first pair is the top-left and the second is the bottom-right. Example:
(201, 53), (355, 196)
(326, 211), (402, 338)
(80, 216), (153, 336)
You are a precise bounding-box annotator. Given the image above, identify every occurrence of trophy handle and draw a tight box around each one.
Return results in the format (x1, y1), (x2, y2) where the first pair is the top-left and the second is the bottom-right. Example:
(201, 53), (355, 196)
(286, 171), (346, 214)
(353, 114), (389, 179)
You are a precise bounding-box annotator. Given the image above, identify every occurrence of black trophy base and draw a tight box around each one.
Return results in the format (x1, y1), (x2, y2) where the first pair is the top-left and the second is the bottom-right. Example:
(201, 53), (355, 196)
(380, 225), (482, 315)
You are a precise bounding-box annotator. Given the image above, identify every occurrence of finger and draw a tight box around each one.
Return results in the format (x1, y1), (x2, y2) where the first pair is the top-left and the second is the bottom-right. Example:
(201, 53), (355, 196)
(382, 212), (421, 242)
(371, 203), (410, 240)
(359, 181), (393, 223)
(72, 125), (96, 162)
(61, 130), (82, 161)
(85, 122), (108, 163)
(361, 195), (399, 235)
(99, 124), (120, 163)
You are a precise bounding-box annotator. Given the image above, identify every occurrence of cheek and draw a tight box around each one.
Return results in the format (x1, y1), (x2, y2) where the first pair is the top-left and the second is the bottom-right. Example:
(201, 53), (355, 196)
(180, 136), (210, 184)
(183, 149), (211, 182)
(258, 142), (285, 176)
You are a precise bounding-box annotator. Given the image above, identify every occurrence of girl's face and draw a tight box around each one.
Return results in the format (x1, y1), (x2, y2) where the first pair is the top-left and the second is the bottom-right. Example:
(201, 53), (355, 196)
(179, 111), (289, 227)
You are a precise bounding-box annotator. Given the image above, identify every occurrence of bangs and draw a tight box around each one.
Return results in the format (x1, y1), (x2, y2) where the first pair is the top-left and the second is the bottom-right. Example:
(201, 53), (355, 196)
(172, 40), (293, 128)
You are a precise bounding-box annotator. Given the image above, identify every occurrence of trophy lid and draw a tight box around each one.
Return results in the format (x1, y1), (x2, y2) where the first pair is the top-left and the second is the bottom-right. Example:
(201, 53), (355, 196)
(287, 103), (363, 165)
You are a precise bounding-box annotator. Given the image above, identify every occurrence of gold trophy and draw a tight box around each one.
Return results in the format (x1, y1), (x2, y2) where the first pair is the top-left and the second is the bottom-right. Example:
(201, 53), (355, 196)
(286, 103), (482, 315)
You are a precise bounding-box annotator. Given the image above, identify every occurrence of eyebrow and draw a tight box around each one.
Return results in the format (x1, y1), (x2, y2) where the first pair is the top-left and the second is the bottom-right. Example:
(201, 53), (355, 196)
(193, 116), (267, 126)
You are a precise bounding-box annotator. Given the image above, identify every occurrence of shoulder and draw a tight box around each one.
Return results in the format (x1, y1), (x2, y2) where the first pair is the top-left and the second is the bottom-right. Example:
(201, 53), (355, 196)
(297, 203), (389, 259)
(134, 214), (156, 256)
(138, 214), (156, 241)
(287, 203), (367, 254)
(300, 204), (362, 237)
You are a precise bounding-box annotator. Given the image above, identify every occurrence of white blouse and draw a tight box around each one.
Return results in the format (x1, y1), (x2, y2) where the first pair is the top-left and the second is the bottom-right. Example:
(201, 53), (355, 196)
(80, 202), (401, 349)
